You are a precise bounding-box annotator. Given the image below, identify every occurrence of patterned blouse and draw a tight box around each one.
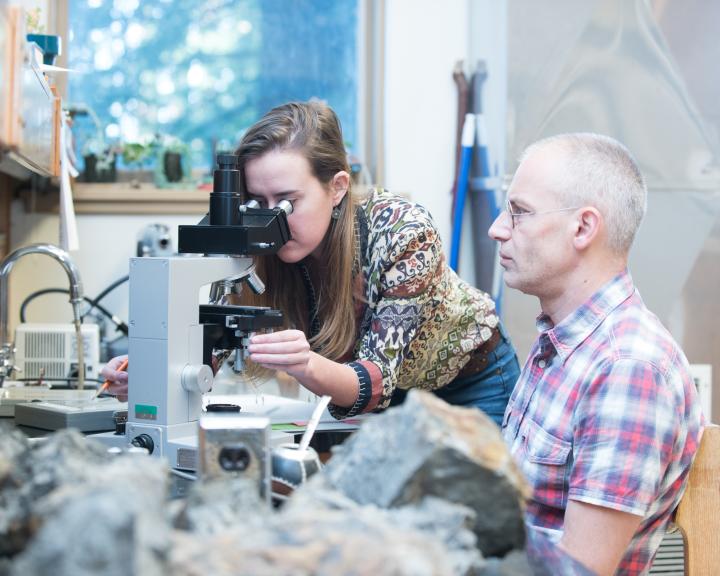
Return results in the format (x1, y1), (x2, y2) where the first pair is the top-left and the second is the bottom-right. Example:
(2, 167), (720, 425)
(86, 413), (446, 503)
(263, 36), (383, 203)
(328, 189), (499, 419)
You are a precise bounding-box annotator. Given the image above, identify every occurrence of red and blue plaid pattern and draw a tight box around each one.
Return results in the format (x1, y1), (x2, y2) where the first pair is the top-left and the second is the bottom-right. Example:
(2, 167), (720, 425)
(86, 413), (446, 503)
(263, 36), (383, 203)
(503, 271), (702, 574)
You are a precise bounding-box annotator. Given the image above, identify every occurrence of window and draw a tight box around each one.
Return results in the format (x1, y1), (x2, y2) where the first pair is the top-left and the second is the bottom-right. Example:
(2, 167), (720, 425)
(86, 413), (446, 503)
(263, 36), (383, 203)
(66, 0), (360, 172)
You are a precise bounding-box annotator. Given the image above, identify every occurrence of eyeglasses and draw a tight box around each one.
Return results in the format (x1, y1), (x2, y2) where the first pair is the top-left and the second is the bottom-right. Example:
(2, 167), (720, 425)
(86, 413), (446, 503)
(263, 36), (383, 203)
(505, 198), (581, 229)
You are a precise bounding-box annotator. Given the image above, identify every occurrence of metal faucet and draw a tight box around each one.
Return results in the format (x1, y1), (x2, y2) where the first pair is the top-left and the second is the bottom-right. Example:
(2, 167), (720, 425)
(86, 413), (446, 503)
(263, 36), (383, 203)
(0, 244), (86, 388)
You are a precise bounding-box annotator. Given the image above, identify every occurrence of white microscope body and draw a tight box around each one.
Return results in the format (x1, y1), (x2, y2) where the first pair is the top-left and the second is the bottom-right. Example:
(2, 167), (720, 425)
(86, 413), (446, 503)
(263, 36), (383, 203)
(124, 255), (255, 470)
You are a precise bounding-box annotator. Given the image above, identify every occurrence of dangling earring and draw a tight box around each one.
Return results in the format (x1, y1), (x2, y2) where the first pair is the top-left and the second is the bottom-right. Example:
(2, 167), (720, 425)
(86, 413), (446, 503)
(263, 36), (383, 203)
(331, 191), (347, 220)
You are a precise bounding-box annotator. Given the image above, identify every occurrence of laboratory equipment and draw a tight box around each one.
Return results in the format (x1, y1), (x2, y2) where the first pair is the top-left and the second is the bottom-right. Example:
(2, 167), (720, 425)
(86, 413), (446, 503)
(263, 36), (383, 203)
(0, 244), (86, 388)
(14, 322), (100, 381)
(14, 395), (125, 432)
(136, 223), (173, 257)
(198, 412), (272, 504)
(93, 153), (293, 468)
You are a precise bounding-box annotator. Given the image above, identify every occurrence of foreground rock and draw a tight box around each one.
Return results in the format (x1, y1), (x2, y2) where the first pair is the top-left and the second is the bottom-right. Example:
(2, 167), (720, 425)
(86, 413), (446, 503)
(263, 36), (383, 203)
(170, 495), (486, 575)
(0, 392), (593, 575)
(306, 390), (530, 556)
(0, 424), (170, 576)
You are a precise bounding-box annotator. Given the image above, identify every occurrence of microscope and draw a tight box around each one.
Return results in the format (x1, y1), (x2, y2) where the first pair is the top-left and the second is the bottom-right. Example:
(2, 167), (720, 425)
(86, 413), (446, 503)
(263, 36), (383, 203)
(94, 153), (292, 471)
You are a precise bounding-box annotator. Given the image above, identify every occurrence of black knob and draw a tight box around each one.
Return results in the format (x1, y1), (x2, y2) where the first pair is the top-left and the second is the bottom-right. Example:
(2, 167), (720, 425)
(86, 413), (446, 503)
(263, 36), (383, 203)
(131, 433), (155, 454)
(205, 403), (241, 413)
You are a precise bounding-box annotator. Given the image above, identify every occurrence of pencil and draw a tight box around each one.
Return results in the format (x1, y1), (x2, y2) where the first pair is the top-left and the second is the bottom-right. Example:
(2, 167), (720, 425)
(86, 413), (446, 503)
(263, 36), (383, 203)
(94, 358), (129, 399)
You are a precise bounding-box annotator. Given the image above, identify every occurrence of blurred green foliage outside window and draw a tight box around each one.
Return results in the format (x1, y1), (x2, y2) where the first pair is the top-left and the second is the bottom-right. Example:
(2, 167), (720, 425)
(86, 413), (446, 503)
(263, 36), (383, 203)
(68, 0), (359, 172)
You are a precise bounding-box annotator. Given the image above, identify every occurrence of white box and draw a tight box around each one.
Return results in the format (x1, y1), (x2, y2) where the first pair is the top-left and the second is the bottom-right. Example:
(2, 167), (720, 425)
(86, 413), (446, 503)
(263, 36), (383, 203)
(14, 323), (100, 382)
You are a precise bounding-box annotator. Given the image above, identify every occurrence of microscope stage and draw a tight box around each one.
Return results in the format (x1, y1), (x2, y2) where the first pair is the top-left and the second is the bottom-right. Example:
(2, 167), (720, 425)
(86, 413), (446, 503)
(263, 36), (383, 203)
(14, 397), (127, 432)
(0, 385), (95, 417)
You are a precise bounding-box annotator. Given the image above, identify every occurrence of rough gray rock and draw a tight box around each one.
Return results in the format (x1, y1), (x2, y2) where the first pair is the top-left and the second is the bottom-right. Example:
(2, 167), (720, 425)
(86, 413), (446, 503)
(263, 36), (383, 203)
(172, 476), (270, 535)
(0, 393), (591, 575)
(165, 467), (487, 575)
(375, 496), (486, 574)
(292, 488), (487, 574)
(169, 495), (485, 576)
(0, 428), (171, 576)
(0, 425), (113, 556)
(0, 424), (33, 557)
(10, 480), (170, 576)
(312, 390), (530, 557)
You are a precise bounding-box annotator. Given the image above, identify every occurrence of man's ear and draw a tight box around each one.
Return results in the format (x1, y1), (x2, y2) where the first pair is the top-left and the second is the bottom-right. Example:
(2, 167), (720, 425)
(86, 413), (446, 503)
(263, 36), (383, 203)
(331, 171), (351, 205)
(572, 207), (602, 250)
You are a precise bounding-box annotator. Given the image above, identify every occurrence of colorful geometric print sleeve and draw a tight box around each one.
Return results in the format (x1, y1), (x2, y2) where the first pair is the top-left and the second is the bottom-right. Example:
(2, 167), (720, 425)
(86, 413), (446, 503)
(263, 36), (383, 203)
(568, 356), (681, 516)
(328, 199), (443, 419)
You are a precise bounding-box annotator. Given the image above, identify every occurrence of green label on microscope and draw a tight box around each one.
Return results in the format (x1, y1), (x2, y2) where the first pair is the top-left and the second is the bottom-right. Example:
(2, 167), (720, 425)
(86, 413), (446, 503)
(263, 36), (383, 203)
(135, 404), (158, 420)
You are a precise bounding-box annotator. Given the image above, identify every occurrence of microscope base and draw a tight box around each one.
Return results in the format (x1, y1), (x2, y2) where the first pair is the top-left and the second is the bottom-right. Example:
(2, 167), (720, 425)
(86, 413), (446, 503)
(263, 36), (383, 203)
(91, 420), (290, 471)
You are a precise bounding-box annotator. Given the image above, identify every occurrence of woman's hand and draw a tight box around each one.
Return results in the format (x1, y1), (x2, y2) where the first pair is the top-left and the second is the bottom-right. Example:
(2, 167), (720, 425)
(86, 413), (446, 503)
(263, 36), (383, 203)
(100, 354), (129, 402)
(249, 330), (361, 407)
(247, 329), (313, 381)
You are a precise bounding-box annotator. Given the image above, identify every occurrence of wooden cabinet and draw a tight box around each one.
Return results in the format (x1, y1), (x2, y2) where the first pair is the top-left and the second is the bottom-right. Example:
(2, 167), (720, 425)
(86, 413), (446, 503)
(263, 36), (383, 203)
(0, 5), (60, 180)
(0, 5), (63, 259)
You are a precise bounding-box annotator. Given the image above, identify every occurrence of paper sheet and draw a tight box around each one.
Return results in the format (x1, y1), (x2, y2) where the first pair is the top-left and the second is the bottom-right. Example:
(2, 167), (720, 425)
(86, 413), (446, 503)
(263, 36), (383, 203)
(205, 393), (334, 424)
(58, 113), (80, 251)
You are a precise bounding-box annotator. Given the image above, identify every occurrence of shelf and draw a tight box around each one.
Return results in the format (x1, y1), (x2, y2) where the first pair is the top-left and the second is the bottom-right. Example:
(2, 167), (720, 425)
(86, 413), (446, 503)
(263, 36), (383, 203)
(71, 182), (210, 214)
(0, 6), (59, 181)
(0, 147), (52, 180)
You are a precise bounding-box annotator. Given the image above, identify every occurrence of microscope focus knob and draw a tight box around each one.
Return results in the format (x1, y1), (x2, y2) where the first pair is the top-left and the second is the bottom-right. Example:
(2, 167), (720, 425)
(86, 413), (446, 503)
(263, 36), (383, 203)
(181, 364), (214, 394)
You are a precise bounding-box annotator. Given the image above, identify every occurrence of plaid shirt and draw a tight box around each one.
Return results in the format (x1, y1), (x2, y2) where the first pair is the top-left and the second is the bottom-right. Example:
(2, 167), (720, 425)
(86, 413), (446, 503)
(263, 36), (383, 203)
(502, 271), (702, 575)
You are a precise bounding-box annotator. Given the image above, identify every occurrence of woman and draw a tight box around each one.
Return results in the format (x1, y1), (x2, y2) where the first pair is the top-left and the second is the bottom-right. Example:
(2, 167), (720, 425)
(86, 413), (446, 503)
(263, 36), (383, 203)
(103, 101), (520, 425)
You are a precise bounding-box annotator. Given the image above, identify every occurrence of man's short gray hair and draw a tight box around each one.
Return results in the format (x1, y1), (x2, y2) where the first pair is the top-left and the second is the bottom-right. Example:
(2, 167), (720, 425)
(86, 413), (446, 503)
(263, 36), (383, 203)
(522, 133), (647, 254)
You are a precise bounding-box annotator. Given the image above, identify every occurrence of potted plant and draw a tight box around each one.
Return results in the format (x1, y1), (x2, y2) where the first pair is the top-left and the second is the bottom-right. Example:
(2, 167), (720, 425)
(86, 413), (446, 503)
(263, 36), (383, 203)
(81, 138), (117, 183)
(121, 139), (158, 188)
(154, 136), (191, 188)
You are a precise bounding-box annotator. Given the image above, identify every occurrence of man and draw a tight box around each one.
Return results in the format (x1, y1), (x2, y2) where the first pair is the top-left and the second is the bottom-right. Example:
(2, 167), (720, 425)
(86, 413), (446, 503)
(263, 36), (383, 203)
(489, 133), (702, 575)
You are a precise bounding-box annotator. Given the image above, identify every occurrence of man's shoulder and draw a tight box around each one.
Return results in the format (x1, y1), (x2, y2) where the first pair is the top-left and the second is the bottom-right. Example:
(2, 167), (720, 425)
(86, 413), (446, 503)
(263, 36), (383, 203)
(601, 291), (684, 371)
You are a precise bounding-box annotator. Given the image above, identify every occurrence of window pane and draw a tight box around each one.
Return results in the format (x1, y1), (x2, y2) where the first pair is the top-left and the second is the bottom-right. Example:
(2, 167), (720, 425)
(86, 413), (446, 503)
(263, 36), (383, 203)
(68, 0), (359, 170)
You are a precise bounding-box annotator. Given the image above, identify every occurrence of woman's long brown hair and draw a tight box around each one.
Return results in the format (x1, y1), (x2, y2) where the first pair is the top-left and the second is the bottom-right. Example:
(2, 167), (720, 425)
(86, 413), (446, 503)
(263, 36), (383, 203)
(235, 101), (359, 361)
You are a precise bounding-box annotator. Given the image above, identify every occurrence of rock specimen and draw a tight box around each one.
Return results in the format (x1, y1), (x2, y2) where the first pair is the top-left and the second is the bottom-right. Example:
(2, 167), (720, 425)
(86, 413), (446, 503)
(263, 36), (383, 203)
(169, 495), (486, 576)
(308, 390), (530, 557)
(0, 423), (170, 576)
(0, 392), (592, 575)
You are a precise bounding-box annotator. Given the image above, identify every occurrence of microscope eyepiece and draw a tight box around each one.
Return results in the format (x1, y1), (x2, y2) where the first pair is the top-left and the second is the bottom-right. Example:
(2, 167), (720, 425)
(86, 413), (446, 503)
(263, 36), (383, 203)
(216, 153), (239, 170)
(276, 199), (294, 215)
(210, 152), (242, 225)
